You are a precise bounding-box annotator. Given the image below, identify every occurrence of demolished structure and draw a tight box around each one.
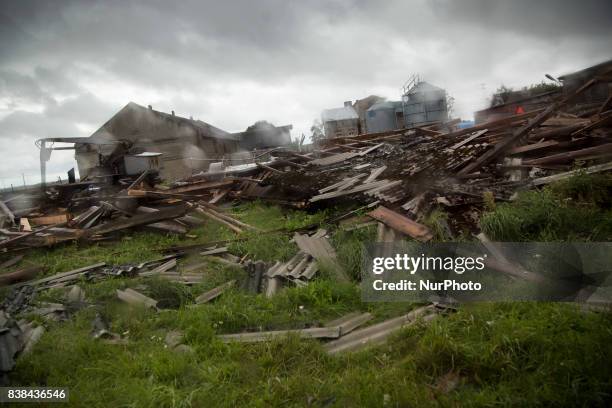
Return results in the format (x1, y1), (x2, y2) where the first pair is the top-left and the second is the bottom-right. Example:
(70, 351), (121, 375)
(37, 102), (293, 185)
(0, 59), (611, 379)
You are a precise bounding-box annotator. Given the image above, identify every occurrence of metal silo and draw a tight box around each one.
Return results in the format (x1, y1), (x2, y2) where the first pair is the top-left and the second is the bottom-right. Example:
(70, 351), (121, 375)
(402, 80), (449, 128)
(365, 101), (403, 133)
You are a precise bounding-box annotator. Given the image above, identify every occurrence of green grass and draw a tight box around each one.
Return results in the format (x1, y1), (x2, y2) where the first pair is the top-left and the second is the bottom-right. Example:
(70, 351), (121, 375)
(4, 183), (612, 406)
(480, 173), (612, 241)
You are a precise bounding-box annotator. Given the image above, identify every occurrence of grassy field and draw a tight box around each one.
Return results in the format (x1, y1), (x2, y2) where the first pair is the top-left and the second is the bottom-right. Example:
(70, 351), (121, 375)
(4, 173), (612, 407)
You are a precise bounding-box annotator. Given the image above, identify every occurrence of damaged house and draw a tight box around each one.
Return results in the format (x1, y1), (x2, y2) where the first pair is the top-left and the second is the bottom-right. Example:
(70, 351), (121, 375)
(37, 102), (293, 184)
(321, 102), (360, 139)
(74, 102), (240, 182)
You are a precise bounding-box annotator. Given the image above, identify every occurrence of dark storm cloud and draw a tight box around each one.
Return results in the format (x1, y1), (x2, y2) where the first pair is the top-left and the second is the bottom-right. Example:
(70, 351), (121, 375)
(431, 0), (612, 39)
(0, 0), (610, 183)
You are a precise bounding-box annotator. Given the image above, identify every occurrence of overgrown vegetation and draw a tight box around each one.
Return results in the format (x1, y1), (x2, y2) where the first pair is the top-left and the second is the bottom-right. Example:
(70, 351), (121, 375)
(481, 172), (612, 241)
(4, 181), (612, 406)
(492, 81), (561, 106)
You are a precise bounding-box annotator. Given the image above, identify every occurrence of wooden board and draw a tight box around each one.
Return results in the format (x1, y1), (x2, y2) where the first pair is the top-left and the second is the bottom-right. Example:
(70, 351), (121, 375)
(368, 206), (432, 242)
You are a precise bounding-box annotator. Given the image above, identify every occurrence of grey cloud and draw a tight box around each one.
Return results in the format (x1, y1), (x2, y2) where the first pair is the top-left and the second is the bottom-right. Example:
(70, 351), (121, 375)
(0, 0), (610, 183)
(430, 0), (612, 39)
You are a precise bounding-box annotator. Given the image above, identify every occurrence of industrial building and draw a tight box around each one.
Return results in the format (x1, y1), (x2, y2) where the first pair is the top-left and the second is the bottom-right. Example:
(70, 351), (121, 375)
(321, 78), (449, 138)
(321, 102), (360, 138)
(353, 95), (386, 134)
(71, 102), (241, 182)
(37, 102), (293, 184)
(401, 80), (449, 128)
(365, 100), (404, 133)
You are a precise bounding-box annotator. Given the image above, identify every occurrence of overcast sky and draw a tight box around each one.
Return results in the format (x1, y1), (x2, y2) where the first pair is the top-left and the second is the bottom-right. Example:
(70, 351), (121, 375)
(0, 0), (611, 187)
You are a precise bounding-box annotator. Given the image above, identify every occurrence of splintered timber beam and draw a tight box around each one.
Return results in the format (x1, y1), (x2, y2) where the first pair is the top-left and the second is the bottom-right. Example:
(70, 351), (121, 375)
(0, 265), (44, 286)
(448, 129), (489, 151)
(84, 206), (187, 237)
(529, 161), (612, 186)
(0, 222), (67, 249)
(458, 78), (598, 175)
(523, 142), (612, 165)
(310, 179), (395, 202)
(195, 207), (243, 233)
(458, 104), (562, 175)
(14, 262), (106, 288)
(368, 206), (433, 242)
(198, 204), (260, 231)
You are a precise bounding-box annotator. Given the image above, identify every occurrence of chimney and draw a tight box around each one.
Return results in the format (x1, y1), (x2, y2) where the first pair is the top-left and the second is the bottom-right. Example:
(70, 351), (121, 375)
(343, 101), (352, 107)
(171, 110), (175, 116)
(148, 104), (153, 110)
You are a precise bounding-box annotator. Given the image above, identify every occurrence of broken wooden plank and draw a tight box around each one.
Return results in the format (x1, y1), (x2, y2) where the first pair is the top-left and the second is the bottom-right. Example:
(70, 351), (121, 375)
(0, 223), (66, 249)
(368, 206), (432, 242)
(200, 205), (260, 231)
(195, 280), (235, 304)
(14, 262), (106, 288)
(126, 170), (149, 191)
(161, 179), (234, 195)
(209, 189), (228, 204)
(508, 140), (559, 155)
(19, 218), (32, 232)
(318, 174), (366, 194)
(135, 206), (188, 234)
(85, 206), (187, 237)
(0, 265), (44, 286)
(523, 142), (612, 165)
(310, 179), (395, 203)
(0, 255), (23, 269)
(363, 166), (387, 184)
(218, 326), (341, 343)
(529, 161), (612, 186)
(363, 180), (402, 195)
(200, 247), (229, 256)
(29, 214), (69, 226)
(359, 143), (384, 156)
(139, 259), (177, 277)
(448, 129), (488, 151)
(195, 207), (243, 234)
(310, 152), (360, 166)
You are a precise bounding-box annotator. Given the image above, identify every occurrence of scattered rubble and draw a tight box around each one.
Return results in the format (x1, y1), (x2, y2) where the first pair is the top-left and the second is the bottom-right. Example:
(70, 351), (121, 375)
(0, 60), (611, 385)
